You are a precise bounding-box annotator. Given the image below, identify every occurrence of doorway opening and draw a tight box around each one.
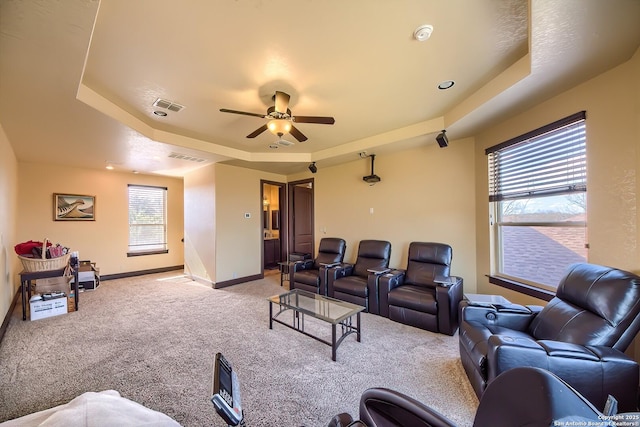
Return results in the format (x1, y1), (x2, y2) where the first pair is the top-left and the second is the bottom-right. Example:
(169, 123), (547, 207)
(261, 181), (286, 273)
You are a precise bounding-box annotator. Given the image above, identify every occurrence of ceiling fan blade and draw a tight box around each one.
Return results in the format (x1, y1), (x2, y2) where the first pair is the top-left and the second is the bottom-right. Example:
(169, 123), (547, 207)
(220, 108), (266, 119)
(246, 124), (268, 138)
(289, 125), (308, 142)
(292, 115), (335, 125)
(274, 91), (290, 114)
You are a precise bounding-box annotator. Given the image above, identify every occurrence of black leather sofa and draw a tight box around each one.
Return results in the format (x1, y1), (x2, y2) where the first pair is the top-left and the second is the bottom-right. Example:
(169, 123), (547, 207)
(459, 262), (640, 412)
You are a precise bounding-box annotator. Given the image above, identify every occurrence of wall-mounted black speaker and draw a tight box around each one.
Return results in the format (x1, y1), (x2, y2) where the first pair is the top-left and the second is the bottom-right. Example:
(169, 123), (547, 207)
(436, 130), (448, 148)
(308, 162), (317, 173)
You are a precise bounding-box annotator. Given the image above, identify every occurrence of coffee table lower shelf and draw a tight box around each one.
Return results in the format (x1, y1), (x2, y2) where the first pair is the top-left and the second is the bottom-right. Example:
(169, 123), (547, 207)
(268, 290), (363, 361)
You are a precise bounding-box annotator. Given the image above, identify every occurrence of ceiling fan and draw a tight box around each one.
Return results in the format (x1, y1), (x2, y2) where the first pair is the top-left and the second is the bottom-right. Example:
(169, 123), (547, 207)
(219, 91), (335, 142)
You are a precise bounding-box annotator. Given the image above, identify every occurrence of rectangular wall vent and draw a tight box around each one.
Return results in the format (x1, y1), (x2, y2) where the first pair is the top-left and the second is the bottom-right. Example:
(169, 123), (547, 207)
(153, 98), (185, 112)
(168, 152), (206, 163)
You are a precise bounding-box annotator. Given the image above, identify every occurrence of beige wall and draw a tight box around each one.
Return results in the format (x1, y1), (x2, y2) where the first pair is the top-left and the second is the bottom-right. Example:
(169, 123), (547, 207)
(183, 163), (286, 284)
(183, 139), (476, 287)
(474, 47), (640, 307)
(184, 163), (217, 283)
(17, 163), (184, 276)
(301, 138), (477, 288)
(474, 47), (640, 362)
(0, 123), (19, 321)
(214, 164), (286, 282)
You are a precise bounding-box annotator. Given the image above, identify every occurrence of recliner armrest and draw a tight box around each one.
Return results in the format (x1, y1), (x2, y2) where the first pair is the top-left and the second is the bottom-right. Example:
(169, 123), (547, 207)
(358, 388), (456, 427)
(367, 268), (391, 275)
(486, 337), (640, 412)
(379, 270), (406, 291)
(460, 301), (538, 331)
(435, 278), (464, 335)
(293, 259), (315, 272)
(333, 263), (354, 279)
(326, 263), (354, 297)
(378, 270), (406, 317)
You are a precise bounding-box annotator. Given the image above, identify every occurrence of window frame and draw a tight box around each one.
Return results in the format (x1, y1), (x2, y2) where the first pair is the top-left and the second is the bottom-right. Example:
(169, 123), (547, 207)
(127, 184), (169, 257)
(486, 111), (587, 299)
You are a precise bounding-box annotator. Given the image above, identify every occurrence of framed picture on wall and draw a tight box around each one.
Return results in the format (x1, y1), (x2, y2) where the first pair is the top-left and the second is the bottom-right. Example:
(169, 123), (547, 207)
(53, 193), (95, 221)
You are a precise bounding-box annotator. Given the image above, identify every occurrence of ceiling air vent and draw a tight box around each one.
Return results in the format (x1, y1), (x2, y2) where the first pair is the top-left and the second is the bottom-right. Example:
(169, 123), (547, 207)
(168, 152), (206, 162)
(153, 98), (185, 113)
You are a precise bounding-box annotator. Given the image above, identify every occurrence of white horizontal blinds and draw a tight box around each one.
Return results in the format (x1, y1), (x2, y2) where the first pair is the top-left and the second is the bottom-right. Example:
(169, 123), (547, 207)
(128, 185), (167, 251)
(487, 111), (586, 202)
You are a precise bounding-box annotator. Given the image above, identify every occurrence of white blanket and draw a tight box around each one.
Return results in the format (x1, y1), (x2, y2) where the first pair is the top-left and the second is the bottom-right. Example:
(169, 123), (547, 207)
(0, 390), (181, 426)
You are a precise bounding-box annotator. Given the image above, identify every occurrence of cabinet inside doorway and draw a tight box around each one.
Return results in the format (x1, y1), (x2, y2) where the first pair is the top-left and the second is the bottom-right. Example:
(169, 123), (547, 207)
(264, 238), (281, 268)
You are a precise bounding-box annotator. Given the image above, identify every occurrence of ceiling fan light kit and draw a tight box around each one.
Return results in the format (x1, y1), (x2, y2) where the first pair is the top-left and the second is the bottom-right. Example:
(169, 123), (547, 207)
(220, 90), (335, 144)
(267, 119), (292, 135)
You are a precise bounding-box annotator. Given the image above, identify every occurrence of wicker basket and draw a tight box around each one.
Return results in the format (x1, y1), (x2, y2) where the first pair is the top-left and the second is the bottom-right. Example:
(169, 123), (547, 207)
(18, 239), (70, 272)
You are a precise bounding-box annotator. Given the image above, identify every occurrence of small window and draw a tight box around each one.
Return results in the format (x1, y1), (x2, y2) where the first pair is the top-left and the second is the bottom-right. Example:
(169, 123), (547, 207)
(128, 185), (168, 256)
(486, 111), (587, 291)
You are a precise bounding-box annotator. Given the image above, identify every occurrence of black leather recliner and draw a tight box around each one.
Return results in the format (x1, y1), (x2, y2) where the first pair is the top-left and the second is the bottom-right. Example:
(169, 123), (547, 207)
(379, 242), (463, 335)
(290, 238), (346, 295)
(328, 367), (634, 427)
(459, 262), (640, 412)
(327, 240), (391, 314)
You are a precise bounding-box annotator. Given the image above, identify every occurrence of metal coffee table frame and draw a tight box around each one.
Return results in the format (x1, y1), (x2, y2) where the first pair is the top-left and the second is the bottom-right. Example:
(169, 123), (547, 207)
(268, 289), (364, 361)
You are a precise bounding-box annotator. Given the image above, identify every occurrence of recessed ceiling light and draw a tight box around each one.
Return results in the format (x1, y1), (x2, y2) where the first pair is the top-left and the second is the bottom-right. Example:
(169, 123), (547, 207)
(106, 164), (114, 170)
(153, 110), (168, 117)
(438, 80), (455, 90)
(413, 24), (433, 42)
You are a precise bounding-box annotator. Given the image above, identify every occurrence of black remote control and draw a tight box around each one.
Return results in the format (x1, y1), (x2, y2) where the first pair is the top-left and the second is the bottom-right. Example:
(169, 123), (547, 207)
(211, 353), (243, 426)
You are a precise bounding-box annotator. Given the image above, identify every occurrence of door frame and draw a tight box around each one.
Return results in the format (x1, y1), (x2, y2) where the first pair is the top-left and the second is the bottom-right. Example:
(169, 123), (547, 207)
(261, 180), (287, 272)
(287, 178), (315, 259)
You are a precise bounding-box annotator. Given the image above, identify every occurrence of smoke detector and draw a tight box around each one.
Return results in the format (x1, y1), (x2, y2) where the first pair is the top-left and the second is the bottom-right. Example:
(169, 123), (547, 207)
(413, 24), (433, 42)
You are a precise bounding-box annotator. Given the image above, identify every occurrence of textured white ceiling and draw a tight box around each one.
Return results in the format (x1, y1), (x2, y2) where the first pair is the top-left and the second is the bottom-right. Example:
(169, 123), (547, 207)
(1, 0), (639, 176)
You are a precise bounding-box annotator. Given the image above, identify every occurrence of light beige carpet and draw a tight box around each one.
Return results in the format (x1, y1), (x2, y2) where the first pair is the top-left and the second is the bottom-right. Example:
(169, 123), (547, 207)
(0, 272), (478, 426)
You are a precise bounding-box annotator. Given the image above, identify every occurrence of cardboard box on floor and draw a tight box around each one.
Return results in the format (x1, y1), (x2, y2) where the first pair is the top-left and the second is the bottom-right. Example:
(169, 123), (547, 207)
(32, 275), (75, 318)
(30, 298), (67, 321)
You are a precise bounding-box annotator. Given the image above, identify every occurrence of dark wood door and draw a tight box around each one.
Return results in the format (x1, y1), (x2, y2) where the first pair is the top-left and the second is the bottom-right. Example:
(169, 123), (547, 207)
(290, 181), (314, 256)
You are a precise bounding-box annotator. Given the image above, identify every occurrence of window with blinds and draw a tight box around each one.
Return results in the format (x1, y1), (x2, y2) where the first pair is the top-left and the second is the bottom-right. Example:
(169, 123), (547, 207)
(486, 111), (587, 290)
(128, 185), (168, 255)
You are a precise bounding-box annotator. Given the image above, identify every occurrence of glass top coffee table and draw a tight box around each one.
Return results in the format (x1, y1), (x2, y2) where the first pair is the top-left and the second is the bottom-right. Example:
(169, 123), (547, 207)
(268, 289), (364, 361)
